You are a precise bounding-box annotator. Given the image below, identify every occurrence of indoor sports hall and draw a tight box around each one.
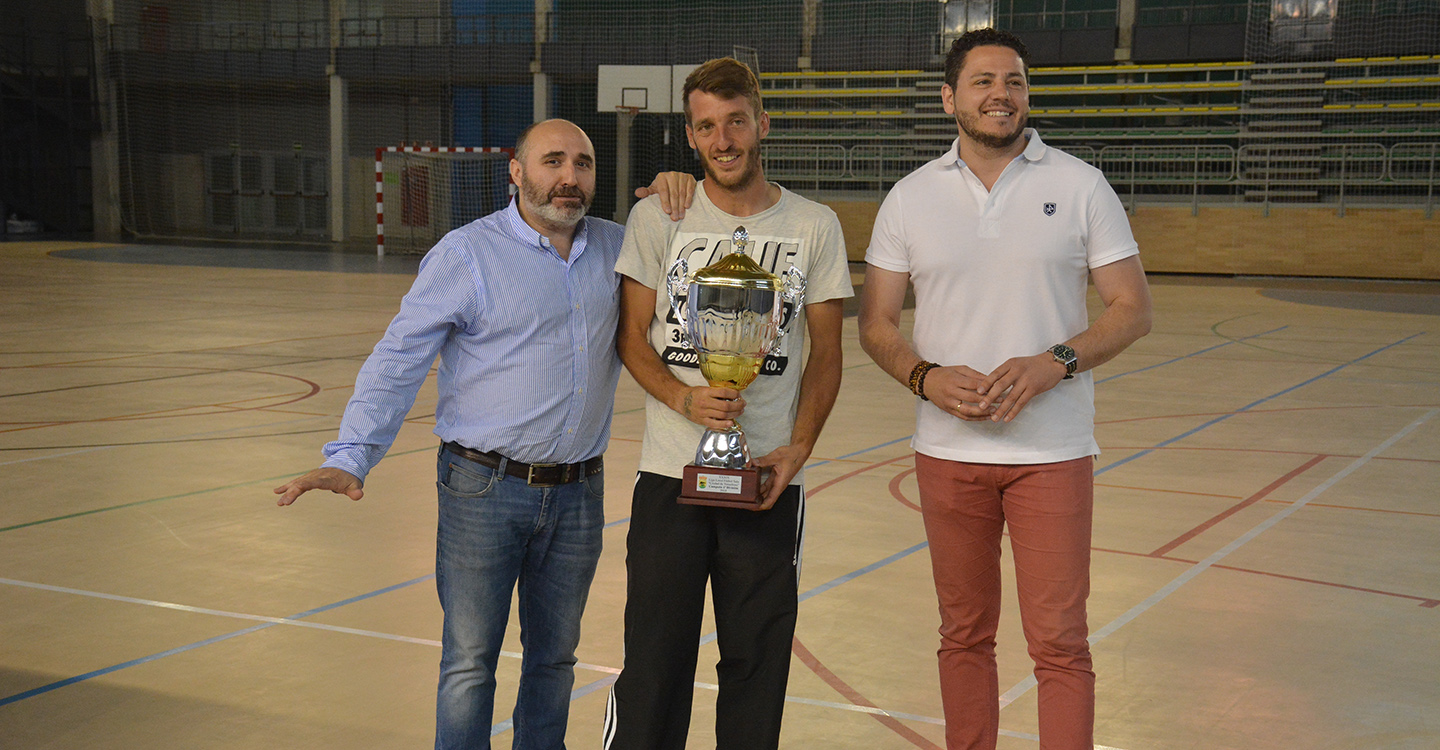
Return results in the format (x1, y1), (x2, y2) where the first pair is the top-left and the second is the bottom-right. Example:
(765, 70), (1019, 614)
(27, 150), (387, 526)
(2, 2), (1437, 749)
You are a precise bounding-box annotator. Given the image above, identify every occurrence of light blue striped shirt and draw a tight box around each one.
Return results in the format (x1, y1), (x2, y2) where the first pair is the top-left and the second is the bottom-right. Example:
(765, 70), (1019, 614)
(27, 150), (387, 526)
(322, 200), (625, 481)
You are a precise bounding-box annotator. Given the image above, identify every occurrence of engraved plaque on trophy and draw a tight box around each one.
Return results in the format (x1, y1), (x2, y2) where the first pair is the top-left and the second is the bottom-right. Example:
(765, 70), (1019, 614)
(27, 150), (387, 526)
(666, 227), (806, 509)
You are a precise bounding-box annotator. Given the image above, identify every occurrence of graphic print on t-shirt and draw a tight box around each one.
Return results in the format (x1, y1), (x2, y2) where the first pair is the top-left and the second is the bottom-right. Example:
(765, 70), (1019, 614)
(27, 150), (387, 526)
(661, 231), (803, 379)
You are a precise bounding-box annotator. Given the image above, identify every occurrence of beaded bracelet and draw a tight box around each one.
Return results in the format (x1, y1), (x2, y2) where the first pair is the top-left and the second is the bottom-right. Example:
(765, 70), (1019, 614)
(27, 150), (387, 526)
(908, 360), (938, 401)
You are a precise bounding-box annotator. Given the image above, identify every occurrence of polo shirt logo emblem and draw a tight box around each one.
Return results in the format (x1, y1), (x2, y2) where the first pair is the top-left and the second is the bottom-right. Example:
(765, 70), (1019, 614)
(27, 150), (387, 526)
(1043, 202), (1057, 216)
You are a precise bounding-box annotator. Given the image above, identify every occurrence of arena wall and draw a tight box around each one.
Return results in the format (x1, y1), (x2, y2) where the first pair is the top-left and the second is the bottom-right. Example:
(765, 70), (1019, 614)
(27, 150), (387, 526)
(826, 200), (1440, 281)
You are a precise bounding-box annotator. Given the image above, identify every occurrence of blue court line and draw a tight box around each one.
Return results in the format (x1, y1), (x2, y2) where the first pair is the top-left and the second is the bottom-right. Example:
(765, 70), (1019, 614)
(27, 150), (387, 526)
(493, 539), (933, 738)
(1, 328), (1348, 714)
(810, 327), (1288, 474)
(1094, 325), (1288, 384)
(1095, 332), (1424, 476)
(798, 541), (932, 604)
(0, 625), (275, 708)
(0, 572), (437, 708)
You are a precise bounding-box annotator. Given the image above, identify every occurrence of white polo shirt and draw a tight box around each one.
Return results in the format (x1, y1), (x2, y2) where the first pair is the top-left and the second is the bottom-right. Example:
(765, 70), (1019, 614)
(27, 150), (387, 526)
(866, 129), (1139, 464)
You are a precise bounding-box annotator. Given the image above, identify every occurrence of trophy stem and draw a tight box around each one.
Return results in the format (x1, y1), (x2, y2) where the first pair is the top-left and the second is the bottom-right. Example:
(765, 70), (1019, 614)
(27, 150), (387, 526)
(695, 423), (751, 469)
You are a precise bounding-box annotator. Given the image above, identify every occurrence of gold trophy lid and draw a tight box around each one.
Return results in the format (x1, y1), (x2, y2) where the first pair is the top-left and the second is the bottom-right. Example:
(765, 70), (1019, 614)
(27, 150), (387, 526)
(691, 227), (780, 289)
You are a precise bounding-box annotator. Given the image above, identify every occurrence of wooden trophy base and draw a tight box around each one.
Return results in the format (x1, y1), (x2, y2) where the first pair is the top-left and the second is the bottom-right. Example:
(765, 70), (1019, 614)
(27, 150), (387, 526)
(678, 464), (765, 510)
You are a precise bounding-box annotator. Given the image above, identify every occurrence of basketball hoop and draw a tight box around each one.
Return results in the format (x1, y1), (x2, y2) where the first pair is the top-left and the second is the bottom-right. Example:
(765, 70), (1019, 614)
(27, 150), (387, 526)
(615, 105), (642, 116)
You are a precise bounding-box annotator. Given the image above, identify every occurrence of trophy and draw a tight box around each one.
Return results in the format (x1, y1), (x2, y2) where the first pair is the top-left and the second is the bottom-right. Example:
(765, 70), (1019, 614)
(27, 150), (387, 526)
(666, 227), (806, 509)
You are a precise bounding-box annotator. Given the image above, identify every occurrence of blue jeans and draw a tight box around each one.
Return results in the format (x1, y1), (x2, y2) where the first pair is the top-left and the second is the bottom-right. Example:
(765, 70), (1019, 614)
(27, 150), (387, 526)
(433, 445), (605, 750)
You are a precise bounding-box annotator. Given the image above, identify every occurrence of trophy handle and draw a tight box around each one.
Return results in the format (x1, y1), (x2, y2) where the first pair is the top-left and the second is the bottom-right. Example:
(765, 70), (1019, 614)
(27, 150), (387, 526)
(665, 257), (693, 349)
(766, 266), (808, 356)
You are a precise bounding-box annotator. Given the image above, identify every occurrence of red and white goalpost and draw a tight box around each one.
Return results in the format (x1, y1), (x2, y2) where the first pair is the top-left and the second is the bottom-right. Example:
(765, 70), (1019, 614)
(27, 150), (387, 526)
(375, 145), (514, 256)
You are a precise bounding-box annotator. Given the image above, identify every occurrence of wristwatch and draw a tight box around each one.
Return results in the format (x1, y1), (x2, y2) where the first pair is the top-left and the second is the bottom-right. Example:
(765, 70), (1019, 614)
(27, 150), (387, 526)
(1048, 344), (1077, 380)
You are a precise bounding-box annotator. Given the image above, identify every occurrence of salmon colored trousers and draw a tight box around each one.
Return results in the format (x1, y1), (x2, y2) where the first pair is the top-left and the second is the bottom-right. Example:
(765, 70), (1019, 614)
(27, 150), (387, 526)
(914, 453), (1096, 750)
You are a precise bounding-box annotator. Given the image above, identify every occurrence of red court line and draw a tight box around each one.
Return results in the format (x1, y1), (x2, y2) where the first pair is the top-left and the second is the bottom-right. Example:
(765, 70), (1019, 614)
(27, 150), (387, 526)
(888, 467), (922, 512)
(0, 372), (322, 434)
(806, 453), (914, 496)
(886, 461), (1438, 608)
(788, 456), (944, 748)
(1202, 563), (1440, 609)
(791, 637), (942, 750)
(1095, 482), (1244, 500)
(1149, 454), (1328, 557)
(1261, 498), (1440, 519)
(1099, 444), (1440, 465)
(1094, 546), (1440, 608)
(0, 331), (389, 371)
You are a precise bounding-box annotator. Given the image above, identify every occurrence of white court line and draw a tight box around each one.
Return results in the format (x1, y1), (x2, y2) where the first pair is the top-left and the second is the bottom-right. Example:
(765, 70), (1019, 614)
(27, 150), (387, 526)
(999, 408), (1439, 710)
(5, 575), (1143, 748)
(0, 575), (619, 674)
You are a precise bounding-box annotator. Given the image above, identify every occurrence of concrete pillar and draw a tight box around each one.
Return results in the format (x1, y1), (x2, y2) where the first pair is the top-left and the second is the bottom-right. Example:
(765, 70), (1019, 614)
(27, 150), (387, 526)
(533, 0), (551, 121)
(87, 0), (122, 241)
(329, 0), (347, 243)
(799, 0), (819, 70)
(1116, 0), (1137, 62)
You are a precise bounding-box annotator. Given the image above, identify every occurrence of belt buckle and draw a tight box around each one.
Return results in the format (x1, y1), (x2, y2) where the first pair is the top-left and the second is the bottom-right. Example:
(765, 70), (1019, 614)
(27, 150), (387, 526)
(526, 462), (559, 486)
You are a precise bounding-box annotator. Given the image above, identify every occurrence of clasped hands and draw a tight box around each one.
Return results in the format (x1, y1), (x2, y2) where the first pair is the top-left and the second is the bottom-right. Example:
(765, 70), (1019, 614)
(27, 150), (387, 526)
(922, 352), (1069, 424)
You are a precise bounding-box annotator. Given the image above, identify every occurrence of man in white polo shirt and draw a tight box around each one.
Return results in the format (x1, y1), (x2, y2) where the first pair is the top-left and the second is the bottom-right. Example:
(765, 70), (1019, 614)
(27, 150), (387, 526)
(858, 28), (1153, 750)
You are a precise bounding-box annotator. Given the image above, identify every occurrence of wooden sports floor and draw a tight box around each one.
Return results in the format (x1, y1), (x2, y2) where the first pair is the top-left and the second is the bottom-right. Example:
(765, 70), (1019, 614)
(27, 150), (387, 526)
(2, 240), (1437, 749)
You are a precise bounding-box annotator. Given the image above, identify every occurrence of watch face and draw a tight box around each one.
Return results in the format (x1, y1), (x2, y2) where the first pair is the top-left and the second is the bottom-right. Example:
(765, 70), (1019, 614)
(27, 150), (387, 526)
(1050, 344), (1077, 372)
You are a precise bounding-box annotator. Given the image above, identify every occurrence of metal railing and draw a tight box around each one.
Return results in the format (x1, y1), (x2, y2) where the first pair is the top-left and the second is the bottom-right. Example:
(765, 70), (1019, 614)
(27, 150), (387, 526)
(764, 141), (1440, 212)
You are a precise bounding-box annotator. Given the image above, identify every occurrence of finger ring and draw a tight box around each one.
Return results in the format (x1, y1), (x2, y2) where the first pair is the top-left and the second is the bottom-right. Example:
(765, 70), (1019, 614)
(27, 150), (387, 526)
(955, 402), (964, 411)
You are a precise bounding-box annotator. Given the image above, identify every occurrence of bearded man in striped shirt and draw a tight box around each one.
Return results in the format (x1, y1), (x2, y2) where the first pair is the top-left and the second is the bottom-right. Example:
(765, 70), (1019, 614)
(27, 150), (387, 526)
(274, 119), (692, 750)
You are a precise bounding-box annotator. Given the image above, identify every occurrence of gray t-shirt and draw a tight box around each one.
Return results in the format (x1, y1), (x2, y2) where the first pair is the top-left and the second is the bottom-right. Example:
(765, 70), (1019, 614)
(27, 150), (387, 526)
(616, 182), (854, 483)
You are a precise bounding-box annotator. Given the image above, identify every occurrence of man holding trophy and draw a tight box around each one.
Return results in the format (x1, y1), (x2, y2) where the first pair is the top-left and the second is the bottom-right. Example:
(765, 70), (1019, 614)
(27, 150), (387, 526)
(604, 58), (853, 750)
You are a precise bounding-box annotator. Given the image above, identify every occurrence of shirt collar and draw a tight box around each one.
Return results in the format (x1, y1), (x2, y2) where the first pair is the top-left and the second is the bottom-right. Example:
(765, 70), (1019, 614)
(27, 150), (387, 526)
(946, 127), (1048, 168)
(501, 197), (588, 259)
(1019, 128), (1047, 161)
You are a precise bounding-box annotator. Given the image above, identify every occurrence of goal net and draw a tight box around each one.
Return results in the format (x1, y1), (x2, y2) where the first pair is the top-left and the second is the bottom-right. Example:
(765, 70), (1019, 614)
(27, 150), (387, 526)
(376, 146), (514, 256)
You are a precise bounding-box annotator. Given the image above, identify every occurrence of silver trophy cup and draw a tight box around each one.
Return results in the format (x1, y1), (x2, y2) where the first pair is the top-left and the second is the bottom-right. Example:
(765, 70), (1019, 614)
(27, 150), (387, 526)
(666, 227), (807, 474)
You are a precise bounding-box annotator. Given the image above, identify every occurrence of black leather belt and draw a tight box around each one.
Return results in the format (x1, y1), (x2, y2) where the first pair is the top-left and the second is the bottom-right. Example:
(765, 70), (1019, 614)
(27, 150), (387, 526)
(441, 441), (602, 487)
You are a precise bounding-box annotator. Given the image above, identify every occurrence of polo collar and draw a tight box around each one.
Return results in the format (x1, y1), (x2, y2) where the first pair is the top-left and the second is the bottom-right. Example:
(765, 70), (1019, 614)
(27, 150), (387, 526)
(1019, 128), (1047, 161)
(946, 127), (1048, 168)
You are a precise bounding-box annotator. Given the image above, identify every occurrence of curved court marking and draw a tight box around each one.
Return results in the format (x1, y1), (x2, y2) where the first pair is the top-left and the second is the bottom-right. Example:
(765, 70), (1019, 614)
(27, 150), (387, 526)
(0, 369), (322, 434)
(792, 636), (943, 749)
(3, 324), (1425, 746)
